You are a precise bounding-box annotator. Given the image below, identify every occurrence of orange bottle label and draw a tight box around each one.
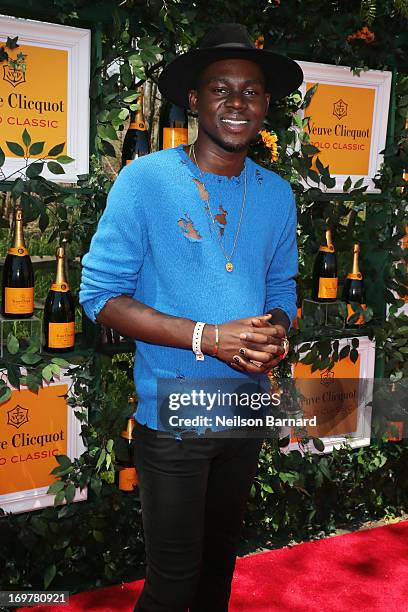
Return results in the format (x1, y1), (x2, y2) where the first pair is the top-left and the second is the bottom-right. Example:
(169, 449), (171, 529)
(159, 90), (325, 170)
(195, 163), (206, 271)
(51, 283), (70, 293)
(129, 121), (147, 131)
(319, 246), (335, 253)
(318, 277), (338, 299)
(346, 272), (363, 280)
(386, 421), (404, 442)
(347, 303), (366, 325)
(163, 127), (188, 149)
(48, 322), (75, 348)
(5, 287), (34, 314)
(119, 467), (138, 491)
(7, 247), (29, 256)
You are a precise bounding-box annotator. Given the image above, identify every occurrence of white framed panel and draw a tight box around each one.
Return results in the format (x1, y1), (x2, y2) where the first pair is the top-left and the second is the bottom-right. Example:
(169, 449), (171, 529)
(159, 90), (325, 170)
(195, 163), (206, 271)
(296, 60), (392, 193)
(0, 15), (90, 183)
(0, 371), (87, 514)
(280, 336), (376, 454)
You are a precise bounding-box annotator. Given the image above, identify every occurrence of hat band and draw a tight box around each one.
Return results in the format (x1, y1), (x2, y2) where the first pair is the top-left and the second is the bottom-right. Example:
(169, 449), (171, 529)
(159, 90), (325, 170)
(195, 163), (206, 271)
(199, 42), (255, 50)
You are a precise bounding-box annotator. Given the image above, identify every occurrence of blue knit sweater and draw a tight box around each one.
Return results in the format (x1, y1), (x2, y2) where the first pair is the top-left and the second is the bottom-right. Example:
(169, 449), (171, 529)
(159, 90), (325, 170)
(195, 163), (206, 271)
(79, 145), (298, 429)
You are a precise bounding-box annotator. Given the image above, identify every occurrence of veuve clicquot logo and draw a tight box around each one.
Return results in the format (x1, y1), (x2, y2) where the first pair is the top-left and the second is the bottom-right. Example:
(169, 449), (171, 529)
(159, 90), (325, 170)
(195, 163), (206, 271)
(2, 207), (34, 318)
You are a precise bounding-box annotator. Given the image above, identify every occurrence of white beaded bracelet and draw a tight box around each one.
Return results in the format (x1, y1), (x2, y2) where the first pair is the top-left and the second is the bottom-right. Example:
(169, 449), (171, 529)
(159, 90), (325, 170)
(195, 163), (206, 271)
(192, 321), (206, 361)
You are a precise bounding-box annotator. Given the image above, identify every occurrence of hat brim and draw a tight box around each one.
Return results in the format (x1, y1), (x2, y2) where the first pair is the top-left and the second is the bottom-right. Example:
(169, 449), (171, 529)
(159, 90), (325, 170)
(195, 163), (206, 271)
(158, 47), (304, 108)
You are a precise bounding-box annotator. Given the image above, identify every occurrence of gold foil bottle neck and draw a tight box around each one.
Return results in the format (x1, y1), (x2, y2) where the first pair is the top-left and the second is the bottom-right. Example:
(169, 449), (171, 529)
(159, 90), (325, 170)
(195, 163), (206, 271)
(121, 416), (136, 440)
(325, 229), (334, 249)
(134, 86), (147, 131)
(13, 207), (26, 249)
(351, 243), (361, 276)
(54, 245), (69, 287)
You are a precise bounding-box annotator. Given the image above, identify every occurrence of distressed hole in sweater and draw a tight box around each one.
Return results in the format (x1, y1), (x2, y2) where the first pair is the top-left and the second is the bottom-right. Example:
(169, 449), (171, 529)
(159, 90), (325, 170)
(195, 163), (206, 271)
(193, 178), (209, 202)
(177, 213), (202, 242)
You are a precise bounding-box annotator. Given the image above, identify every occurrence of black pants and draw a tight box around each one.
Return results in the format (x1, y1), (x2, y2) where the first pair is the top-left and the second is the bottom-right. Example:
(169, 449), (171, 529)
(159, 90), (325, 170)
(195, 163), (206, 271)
(133, 421), (263, 612)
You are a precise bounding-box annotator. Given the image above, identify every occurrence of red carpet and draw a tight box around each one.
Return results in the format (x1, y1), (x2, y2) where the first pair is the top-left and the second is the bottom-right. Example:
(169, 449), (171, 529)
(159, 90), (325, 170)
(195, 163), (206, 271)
(24, 520), (408, 611)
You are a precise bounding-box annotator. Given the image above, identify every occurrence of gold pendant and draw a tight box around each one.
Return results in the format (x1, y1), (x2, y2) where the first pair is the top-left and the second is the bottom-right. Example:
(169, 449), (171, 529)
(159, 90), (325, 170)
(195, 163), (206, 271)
(226, 262), (233, 272)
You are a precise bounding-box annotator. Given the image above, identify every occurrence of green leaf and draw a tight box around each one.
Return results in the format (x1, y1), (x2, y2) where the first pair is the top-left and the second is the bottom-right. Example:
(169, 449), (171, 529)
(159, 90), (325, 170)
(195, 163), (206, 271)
(54, 490), (66, 508)
(22, 129), (31, 147)
(97, 124), (118, 141)
(351, 337), (359, 348)
(350, 348), (359, 363)
(0, 387), (11, 404)
(29, 141), (45, 156)
(47, 161), (65, 175)
(6, 36), (19, 50)
(278, 435), (290, 447)
(65, 483), (76, 504)
(313, 438), (325, 452)
(93, 530), (105, 542)
(353, 177), (364, 189)
(0, 146), (5, 167)
(339, 345), (350, 360)
(44, 564), (57, 589)
(48, 142), (65, 156)
(303, 83), (318, 108)
(56, 455), (72, 469)
(11, 178), (25, 199)
(56, 155), (74, 164)
(100, 139), (116, 157)
(26, 372), (41, 393)
(7, 363), (21, 389)
(7, 333), (19, 355)
(51, 357), (70, 367)
(90, 476), (102, 497)
(21, 353), (43, 365)
(26, 162), (44, 178)
(47, 480), (65, 495)
(42, 365), (53, 382)
(343, 176), (352, 192)
(39, 213), (49, 232)
(7, 141), (25, 157)
(96, 449), (106, 471)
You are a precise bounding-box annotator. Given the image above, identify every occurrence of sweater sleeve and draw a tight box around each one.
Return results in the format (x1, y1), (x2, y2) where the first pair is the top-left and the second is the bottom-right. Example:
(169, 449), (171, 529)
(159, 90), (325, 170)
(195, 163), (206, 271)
(79, 166), (148, 323)
(264, 184), (298, 325)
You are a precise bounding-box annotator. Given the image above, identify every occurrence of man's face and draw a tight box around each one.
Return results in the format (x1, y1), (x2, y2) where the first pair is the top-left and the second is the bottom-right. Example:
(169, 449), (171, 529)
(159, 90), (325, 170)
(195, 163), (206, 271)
(189, 58), (270, 153)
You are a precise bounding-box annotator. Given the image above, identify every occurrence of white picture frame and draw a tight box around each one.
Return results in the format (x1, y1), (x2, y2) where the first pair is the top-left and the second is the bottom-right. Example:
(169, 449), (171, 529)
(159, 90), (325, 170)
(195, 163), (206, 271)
(0, 371), (87, 514)
(296, 60), (392, 193)
(281, 336), (376, 455)
(0, 15), (90, 183)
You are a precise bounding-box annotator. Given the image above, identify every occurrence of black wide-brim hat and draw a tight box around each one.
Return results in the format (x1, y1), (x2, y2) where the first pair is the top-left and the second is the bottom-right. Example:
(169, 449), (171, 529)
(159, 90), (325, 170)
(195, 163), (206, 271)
(158, 23), (304, 108)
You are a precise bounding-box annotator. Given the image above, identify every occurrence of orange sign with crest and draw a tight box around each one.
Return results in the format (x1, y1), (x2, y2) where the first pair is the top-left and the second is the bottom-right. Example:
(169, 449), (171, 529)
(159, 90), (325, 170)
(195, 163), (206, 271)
(0, 385), (68, 496)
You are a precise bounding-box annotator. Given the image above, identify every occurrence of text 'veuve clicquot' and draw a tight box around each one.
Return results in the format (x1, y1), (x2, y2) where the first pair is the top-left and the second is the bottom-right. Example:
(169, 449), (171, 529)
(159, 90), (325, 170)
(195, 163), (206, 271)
(312, 228), (338, 302)
(2, 207), (34, 319)
(43, 244), (75, 352)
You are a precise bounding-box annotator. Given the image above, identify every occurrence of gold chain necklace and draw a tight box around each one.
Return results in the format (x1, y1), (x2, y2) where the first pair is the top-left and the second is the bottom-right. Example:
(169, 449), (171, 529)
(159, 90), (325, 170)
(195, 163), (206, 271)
(190, 143), (247, 273)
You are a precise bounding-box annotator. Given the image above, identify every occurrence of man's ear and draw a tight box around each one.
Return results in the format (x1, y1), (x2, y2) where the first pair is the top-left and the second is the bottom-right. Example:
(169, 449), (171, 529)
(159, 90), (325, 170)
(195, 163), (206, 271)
(188, 89), (198, 114)
(264, 93), (271, 116)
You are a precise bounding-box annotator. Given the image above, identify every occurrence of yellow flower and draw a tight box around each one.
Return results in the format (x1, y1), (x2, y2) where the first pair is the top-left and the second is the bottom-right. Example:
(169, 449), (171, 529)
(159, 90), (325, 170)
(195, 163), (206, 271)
(260, 129), (279, 162)
(255, 35), (264, 49)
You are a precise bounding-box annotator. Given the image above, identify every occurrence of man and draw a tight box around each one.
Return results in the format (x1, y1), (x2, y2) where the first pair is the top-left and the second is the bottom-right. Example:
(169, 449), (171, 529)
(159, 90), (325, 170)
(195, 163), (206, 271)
(80, 23), (302, 611)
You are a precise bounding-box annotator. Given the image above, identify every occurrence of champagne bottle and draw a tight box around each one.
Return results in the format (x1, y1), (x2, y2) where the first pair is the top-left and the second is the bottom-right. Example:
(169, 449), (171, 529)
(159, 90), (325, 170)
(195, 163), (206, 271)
(43, 244), (75, 352)
(121, 86), (150, 166)
(342, 243), (366, 325)
(160, 101), (188, 149)
(311, 228), (338, 302)
(117, 396), (138, 492)
(2, 207), (34, 319)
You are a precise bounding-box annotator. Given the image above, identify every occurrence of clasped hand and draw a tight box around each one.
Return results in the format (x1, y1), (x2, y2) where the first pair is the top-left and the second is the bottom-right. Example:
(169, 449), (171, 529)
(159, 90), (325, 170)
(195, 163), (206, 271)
(215, 314), (287, 374)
